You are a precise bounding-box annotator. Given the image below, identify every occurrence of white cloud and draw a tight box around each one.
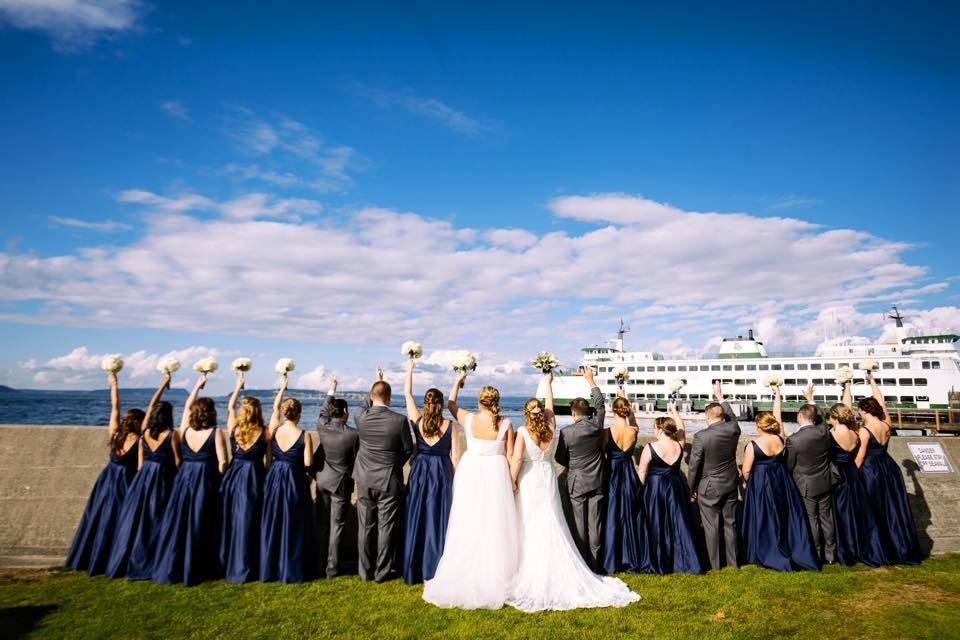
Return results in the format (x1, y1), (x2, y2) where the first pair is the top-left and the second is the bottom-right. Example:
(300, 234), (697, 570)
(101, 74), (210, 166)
(354, 83), (498, 137)
(160, 100), (191, 122)
(50, 215), (130, 232)
(296, 364), (329, 390)
(768, 195), (822, 210)
(1, 191), (954, 388)
(0, 0), (144, 51)
(29, 345), (219, 388)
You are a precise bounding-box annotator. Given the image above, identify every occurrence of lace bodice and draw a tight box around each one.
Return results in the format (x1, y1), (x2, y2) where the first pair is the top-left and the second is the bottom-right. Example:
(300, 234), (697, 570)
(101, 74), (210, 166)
(518, 426), (557, 463)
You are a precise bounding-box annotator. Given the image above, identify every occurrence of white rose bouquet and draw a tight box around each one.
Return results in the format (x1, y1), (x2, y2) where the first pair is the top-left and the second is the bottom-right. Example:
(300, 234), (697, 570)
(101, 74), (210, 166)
(100, 355), (123, 374)
(834, 365), (853, 385)
(858, 360), (879, 371)
(231, 358), (252, 375)
(765, 375), (783, 388)
(669, 377), (685, 393)
(157, 356), (181, 375)
(613, 365), (629, 385)
(531, 352), (560, 373)
(452, 353), (478, 373)
(401, 341), (423, 359)
(193, 357), (219, 375)
(275, 358), (296, 377)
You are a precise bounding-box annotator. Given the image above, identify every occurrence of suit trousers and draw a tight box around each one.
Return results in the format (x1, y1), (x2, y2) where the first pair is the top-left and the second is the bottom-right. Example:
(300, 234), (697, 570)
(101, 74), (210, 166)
(568, 487), (605, 573)
(698, 489), (739, 570)
(316, 486), (351, 578)
(356, 483), (402, 582)
(803, 492), (836, 563)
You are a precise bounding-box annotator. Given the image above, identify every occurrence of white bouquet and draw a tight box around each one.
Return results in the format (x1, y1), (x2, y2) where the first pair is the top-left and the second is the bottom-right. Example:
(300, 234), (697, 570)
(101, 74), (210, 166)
(834, 365), (853, 385)
(531, 352), (560, 373)
(100, 355), (123, 374)
(275, 358), (295, 376)
(156, 356), (181, 375)
(858, 360), (879, 371)
(231, 358), (252, 375)
(612, 365), (629, 385)
(764, 375), (783, 388)
(452, 353), (478, 373)
(193, 357), (219, 374)
(669, 377), (685, 392)
(401, 341), (423, 359)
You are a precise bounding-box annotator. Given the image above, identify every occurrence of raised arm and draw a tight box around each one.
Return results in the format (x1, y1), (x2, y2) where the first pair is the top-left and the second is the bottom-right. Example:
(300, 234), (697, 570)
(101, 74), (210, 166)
(841, 380), (852, 408)
(142, 373), (170, 436)
(772, 385), (784, 434)
(448, 372), (470, 425)
(404, 359), (422, 424)
(269, 375), (289, 432)
(226, 373), (245, 437)
(319, 375), (338, 427)
(583, 366), (605, 428)
(107, 372), (120, 436)
(866, 371), (890, 423)
(179, 374), (207, 433)
(544, 370), (556, 426)
(804, 382), (815, 405)
(669, 401), (686, 443)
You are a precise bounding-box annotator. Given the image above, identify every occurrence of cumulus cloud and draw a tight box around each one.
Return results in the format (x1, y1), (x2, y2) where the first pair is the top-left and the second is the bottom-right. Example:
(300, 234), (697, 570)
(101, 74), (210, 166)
(29, 345), (219, 388)
(1, 191), (955, 387)
(296, 364), (330, 389)
(0, 0), (145, 51)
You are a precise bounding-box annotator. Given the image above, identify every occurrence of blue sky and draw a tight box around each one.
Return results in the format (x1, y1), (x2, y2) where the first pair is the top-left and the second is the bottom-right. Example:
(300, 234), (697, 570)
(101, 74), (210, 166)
(0, 1), (957, 393)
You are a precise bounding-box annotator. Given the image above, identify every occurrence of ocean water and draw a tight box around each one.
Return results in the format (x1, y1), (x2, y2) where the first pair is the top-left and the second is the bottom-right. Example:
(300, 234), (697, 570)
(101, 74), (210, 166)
(0, 388), (773, 435)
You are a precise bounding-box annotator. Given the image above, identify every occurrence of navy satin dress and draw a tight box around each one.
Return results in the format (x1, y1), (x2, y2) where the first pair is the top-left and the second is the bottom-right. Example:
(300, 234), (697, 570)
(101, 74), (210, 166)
(106, 432), (178, 579)
(831, 438), (889, 567)
(66, 440), (138, 575)
(602, 436), (652, 574)
(402, 422), (454, 584)
(151, 429), (222, 586)
(260, 431), (314, 583)
(642, 443), (704, 575)
(220, 432), (267, 583)
(741, 438), (820, 571)
(861, 430), (922, 564)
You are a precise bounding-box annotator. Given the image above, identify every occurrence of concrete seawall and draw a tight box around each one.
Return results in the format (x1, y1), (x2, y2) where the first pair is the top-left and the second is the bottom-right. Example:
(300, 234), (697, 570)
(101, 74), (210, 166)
(0, 424), (957, 566)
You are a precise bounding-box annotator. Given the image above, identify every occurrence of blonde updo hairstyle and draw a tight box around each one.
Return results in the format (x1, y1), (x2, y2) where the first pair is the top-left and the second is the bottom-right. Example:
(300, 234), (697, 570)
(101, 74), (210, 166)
(234, 396), (265, 449)
(281, 397), (302, 424)
(524, 398), (552, 444)
(612, 397), (632, 419)
(828, 403), (858, 430)
(478, 386), (501, 431)
(755, 411), (781, 434)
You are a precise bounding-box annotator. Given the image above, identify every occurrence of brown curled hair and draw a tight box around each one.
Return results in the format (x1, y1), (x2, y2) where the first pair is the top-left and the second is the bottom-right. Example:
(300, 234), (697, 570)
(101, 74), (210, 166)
(524, 398), (552, 444)
(478, 386), (501, 431)
(281, 397), (302, 424)
(234, 396), (264, 449)
(189, 397), (217, 430)
(612, 397), (632, 419)
(420, 388), (445, 439)
(857, 397), (886, 422)
(111, 409), (144, 458)
(654, 416), (678, 439)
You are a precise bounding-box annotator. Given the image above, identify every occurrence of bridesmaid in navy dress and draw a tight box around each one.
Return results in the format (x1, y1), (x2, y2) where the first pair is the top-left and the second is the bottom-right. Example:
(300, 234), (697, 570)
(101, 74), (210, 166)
(855, 372), (922, 564)
(602, 386), (652, 574)
(151, 374), (228, 585)
(637, 404), (703, 575)
(67, 371), (141, 575)
(825, 380), (888, 567)
(220, 372), (269, 583)
(740, 387), (820, 571)
(106, 373), (181, 579)
(402, 358), (458, 584)
(260, 376), (314, 583)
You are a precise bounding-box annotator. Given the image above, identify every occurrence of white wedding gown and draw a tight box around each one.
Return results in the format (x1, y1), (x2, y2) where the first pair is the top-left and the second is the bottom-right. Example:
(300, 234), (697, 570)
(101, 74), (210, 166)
(506, 426), (641, 612)
(422, 414), (519, 609)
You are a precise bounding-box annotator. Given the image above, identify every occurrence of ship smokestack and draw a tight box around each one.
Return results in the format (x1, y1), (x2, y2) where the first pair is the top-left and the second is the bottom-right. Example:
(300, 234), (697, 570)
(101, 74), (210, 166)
(748, 329), (754, 340)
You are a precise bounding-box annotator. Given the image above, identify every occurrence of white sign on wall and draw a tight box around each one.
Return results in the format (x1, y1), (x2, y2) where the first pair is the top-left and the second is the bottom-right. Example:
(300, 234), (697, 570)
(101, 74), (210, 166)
(907, 442), (954, 473)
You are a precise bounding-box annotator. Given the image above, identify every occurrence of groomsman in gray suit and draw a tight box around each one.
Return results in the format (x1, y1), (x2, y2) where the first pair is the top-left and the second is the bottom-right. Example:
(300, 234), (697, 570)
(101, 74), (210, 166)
(555, 366), (606, 573)
(785, 393), (836, 564)
(314, 375), (359, 578)
(688, 382), (741, 570)
(352, 369), (415, 582)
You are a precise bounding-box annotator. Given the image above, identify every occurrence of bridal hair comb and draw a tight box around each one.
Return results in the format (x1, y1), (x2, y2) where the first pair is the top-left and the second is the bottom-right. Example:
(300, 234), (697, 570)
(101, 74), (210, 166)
(529, 407), (542, 414)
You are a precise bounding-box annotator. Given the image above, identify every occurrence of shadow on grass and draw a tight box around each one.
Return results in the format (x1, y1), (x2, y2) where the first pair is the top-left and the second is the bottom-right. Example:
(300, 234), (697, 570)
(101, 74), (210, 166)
(0, 604), (58, 639)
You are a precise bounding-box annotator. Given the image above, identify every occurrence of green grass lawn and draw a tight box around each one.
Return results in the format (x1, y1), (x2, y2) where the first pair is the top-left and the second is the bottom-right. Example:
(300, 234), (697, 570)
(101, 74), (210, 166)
(2, 555), (959, 640)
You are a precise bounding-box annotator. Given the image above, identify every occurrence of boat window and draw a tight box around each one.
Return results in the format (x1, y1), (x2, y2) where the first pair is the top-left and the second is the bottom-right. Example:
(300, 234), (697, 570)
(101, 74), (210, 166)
(700, 365), (709, 371)
(899, 379), (913, 386)
(814, 395), (825, 401)
(628, 366), (636, 372)
(810, 363), (822, 370)
(656, 379), (664, 385)
(647, 366), (656, 372)
(898, 362), (910, 369)
(759, 364), (769, 370)
(734, 379), (745, 385)
(784, 364), (795, 370)
(657, 366), (665, 372)
(824, 363), (835, 370)
(771, 364), (781, 370)
(711, 365), (721, 371)
(748, 395), (758, 400)
(922, 361), (930, 369)
(882, 362), (895, 369)
(786, 395), (800, 402)
(900, 396), (914, 403)
(813, 378), (825, 385)
(883, 395), (897, 402)
(838, 362), (849, 368)
(747, 379), (757, 385)
(881, 378), (896, 386)
(656, 394), (665, 399)
(667, 366), (676, 371)
(854, 378), (865, 385)
(678, 366), (687, 371)
(785, 379), (796, 385)
(917, 395), (930, 402)
(915, 378), (927, 386)
(733, 364), (743, 371)
(722, 365), (732, 371)
(747, 364), (756, 370)
(797, 378), (808, 385)
(932, 361), (941, 369)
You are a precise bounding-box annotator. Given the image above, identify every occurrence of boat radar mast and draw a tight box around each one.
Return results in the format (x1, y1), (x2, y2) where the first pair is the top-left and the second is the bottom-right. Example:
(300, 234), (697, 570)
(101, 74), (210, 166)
(889, 305), (908, 342)
(616, 318), (630, 352)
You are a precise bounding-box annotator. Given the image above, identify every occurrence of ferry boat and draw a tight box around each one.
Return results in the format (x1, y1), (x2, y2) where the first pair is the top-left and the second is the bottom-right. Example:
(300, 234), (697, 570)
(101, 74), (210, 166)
(538, 308), (960, 416)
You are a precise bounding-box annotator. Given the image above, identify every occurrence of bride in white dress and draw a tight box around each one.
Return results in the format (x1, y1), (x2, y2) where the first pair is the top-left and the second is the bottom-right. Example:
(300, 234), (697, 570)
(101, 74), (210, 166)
(506, 371), (640, 612)
(422, 373), (518, 609)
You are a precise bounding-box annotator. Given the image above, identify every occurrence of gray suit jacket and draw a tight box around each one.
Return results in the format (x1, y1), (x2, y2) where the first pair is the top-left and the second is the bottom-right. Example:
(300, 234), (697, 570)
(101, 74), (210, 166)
(555, 386), (606, 498)
(785, 423), (834, 497)
(314, 393), (359, 496)
(351, 397), (414, 494)
(687, 401), (741, 505)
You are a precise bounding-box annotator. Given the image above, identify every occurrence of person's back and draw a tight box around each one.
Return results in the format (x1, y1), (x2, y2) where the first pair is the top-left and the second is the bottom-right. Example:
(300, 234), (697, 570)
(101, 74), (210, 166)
(353, 399), (412, 491)
(785, 404), (836, 564)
